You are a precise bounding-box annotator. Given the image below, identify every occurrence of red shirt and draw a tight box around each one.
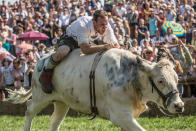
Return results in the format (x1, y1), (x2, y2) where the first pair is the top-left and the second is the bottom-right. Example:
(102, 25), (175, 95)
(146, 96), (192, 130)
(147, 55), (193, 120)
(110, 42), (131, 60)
(157, 17), (166, 31)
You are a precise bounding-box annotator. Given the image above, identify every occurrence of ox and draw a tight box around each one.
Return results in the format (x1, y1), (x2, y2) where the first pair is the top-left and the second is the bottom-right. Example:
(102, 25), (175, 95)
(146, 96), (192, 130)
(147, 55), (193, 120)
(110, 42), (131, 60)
(6, 48), (184, 131)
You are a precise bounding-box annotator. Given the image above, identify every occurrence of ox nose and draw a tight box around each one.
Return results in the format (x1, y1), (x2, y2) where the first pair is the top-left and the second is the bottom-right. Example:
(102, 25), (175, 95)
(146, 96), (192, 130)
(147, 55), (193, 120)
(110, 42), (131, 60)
(174, 102), (184, 113)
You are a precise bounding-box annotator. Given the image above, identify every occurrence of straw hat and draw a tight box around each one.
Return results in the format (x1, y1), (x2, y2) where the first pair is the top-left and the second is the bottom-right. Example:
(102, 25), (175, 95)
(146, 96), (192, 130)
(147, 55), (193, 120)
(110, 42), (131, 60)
(143, 47), (153, 54)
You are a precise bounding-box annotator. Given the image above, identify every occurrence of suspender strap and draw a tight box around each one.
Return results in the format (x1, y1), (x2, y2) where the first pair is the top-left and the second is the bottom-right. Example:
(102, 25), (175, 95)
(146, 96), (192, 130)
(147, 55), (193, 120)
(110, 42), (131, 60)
(89, 50), (106, 120)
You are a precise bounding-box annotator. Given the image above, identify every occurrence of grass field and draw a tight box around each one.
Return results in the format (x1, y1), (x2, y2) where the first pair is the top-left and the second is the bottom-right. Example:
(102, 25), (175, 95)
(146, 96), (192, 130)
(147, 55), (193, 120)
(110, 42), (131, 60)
(0, 115), (196, 131)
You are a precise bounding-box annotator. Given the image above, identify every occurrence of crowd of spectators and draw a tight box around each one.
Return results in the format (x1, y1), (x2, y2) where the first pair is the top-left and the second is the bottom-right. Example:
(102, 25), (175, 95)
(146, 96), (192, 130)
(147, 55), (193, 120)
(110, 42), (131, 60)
(0, 0), (195, 99)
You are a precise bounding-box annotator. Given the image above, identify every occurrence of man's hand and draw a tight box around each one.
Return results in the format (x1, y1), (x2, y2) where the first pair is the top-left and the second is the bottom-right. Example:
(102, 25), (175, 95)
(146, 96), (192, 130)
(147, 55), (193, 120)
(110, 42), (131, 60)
(113, 43), (120, 48)
(103, 43), (113, 50)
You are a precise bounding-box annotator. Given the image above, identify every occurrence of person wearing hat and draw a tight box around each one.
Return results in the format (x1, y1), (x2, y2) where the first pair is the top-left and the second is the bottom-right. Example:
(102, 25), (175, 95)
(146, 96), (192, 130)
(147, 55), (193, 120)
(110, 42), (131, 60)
(39, 10), (119, 93)
(143, 46), (156, 62)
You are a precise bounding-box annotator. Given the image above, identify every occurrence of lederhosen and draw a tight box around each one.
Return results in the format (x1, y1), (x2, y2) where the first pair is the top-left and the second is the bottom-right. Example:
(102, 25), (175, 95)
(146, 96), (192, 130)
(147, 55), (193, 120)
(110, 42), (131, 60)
(57, 33), (79, 51)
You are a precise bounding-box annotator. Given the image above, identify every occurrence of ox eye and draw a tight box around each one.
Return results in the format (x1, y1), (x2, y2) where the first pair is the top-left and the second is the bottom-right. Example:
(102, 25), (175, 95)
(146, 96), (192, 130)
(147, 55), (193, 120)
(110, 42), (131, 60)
(158, 80), (164, 84)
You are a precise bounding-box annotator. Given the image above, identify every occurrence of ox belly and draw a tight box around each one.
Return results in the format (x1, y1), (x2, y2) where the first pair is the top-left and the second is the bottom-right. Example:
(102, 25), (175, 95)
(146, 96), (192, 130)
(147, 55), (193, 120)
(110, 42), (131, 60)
(52, 49), (111, 118)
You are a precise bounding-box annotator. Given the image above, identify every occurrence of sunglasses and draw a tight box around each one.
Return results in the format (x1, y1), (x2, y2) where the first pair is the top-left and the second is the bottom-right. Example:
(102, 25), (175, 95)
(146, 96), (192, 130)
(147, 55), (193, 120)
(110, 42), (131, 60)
(146, 52), (153, 54)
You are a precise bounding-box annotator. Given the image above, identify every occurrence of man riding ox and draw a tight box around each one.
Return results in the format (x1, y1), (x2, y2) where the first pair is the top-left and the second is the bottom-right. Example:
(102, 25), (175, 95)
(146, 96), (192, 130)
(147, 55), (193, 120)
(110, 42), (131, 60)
(39, 10), (119, 93)
(4, 10), (184, 131)
(5, 49), (184, 131)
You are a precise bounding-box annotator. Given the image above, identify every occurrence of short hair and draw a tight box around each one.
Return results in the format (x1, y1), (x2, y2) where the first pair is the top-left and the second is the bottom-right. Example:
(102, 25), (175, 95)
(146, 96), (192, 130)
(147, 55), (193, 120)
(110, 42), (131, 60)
(93, 10), (108, 22)
(2, 58), (12, 66)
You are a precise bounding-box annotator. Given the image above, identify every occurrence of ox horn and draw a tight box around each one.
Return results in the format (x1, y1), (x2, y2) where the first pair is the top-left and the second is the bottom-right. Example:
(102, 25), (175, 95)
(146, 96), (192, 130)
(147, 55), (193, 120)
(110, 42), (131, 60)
(136, 56), (153, 73)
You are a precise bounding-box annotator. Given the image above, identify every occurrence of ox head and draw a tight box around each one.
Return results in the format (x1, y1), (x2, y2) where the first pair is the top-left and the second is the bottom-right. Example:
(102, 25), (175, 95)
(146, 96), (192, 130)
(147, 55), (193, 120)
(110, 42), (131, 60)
(137, 57), (184, 114)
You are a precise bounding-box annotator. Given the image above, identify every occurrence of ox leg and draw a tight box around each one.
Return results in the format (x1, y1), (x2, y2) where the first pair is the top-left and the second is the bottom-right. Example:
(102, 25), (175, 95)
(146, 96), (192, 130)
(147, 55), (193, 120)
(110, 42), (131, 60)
(108, 102), (145, 131)
(49, 101), (69, 131)
(24, 99), (50, 131)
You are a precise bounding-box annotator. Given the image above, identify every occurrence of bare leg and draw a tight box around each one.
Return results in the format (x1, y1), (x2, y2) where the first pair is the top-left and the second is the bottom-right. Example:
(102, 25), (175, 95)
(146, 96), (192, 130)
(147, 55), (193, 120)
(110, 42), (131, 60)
(49, 101), (69, 131)
(52, 45), (70, 62)
(39, 45), (70, 93)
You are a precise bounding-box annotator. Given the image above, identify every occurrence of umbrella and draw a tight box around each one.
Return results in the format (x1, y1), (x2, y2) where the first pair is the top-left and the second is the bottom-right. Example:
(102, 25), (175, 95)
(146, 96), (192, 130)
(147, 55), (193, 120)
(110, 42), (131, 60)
(16, 43), (33, 50)
(0, 48), (15, 61)
(161, 21), (185, 37)
(17, 31), (49, 41)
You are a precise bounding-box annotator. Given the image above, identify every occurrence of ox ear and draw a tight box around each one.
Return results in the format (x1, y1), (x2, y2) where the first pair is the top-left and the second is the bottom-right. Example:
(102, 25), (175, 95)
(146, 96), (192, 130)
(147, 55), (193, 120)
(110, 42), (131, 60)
(136, 56), (153, 73)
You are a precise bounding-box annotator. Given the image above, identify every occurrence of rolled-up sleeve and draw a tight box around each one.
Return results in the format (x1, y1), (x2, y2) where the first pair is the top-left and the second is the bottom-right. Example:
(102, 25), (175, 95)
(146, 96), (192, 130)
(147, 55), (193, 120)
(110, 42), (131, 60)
(77, 27), (89, 45)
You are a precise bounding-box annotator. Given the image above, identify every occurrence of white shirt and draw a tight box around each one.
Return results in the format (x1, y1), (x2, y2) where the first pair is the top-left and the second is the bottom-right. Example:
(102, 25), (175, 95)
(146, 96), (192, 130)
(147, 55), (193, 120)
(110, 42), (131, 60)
(19, 10), (28, 19)
(140, 38), (151, 48)
(66, 16), (118, 46)
(165, 12), (176, 21)
(179, 5), (191, 15)
(152, 36), (165, 45)
(118, 7), (126, 16)
(58, 14), (70, 27)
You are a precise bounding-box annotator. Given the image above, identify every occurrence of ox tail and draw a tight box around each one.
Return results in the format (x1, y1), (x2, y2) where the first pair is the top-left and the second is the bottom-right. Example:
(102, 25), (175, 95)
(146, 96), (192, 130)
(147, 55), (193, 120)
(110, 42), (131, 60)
(3, 87), (32, 104)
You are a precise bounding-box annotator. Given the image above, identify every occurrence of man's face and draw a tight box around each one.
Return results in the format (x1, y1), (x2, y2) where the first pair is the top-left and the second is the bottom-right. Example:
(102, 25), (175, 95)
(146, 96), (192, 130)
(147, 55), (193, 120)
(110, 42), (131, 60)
(93, 16), (108, 35)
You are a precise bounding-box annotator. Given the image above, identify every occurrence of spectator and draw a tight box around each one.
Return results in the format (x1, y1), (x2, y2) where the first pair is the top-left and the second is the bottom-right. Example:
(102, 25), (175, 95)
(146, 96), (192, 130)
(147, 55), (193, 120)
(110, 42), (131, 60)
(0, 58), (14, 88)
(137, 19), (148, 44)
(164, 28), (176, 45)
(129, 39), (141, 55)
(125, 5), (138, 38)
(25, 60), (35, 88)
(12, 59), (23, 89)
(152, 30), (165, 46)
(143, 46), (156, 62)
(165, 6), (176, 21)
(143, 2), (153, 27)
(52, 28), (63, 47)
(178, 39), (193, 74)
(123, 19), (131, 37)
(155, 10), (166, 37)
(6, 28), (16, 45)
(149, 12), (158, 37)
(38, 44), (46, 58)
(58, 7), (70, 28)
(140, 31), (151, 48)
(0, 27), (8, 44)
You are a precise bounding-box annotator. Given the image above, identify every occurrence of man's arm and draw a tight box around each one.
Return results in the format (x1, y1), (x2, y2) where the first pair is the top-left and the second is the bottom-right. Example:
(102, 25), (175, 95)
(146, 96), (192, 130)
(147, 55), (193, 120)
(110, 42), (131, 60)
(79, 43), (113, 55)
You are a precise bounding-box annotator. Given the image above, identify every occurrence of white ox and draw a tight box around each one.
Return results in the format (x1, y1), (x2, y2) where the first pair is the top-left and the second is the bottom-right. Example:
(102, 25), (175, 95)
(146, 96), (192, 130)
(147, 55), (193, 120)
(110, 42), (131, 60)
(7, 48), (184, 131)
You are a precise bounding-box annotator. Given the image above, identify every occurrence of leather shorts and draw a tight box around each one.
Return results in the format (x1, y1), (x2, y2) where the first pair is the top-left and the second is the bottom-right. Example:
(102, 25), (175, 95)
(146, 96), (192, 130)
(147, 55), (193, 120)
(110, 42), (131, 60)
(57, 34), (79, 51)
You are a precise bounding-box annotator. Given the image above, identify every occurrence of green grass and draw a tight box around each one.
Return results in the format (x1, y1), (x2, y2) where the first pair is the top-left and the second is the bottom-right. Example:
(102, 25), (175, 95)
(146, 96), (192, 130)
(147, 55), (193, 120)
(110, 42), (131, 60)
(0, 115), (195, 131)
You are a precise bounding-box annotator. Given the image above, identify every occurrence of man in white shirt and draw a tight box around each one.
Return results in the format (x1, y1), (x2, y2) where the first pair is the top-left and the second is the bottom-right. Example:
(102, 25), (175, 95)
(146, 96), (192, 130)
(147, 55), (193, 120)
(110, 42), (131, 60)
(39, 10), (119, 93)
(58, 8), (70, 28)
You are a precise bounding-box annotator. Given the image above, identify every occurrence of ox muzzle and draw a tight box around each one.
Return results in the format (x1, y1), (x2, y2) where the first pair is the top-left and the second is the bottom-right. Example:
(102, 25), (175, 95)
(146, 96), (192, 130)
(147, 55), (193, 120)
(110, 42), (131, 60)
(149, 77), (184, 113)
